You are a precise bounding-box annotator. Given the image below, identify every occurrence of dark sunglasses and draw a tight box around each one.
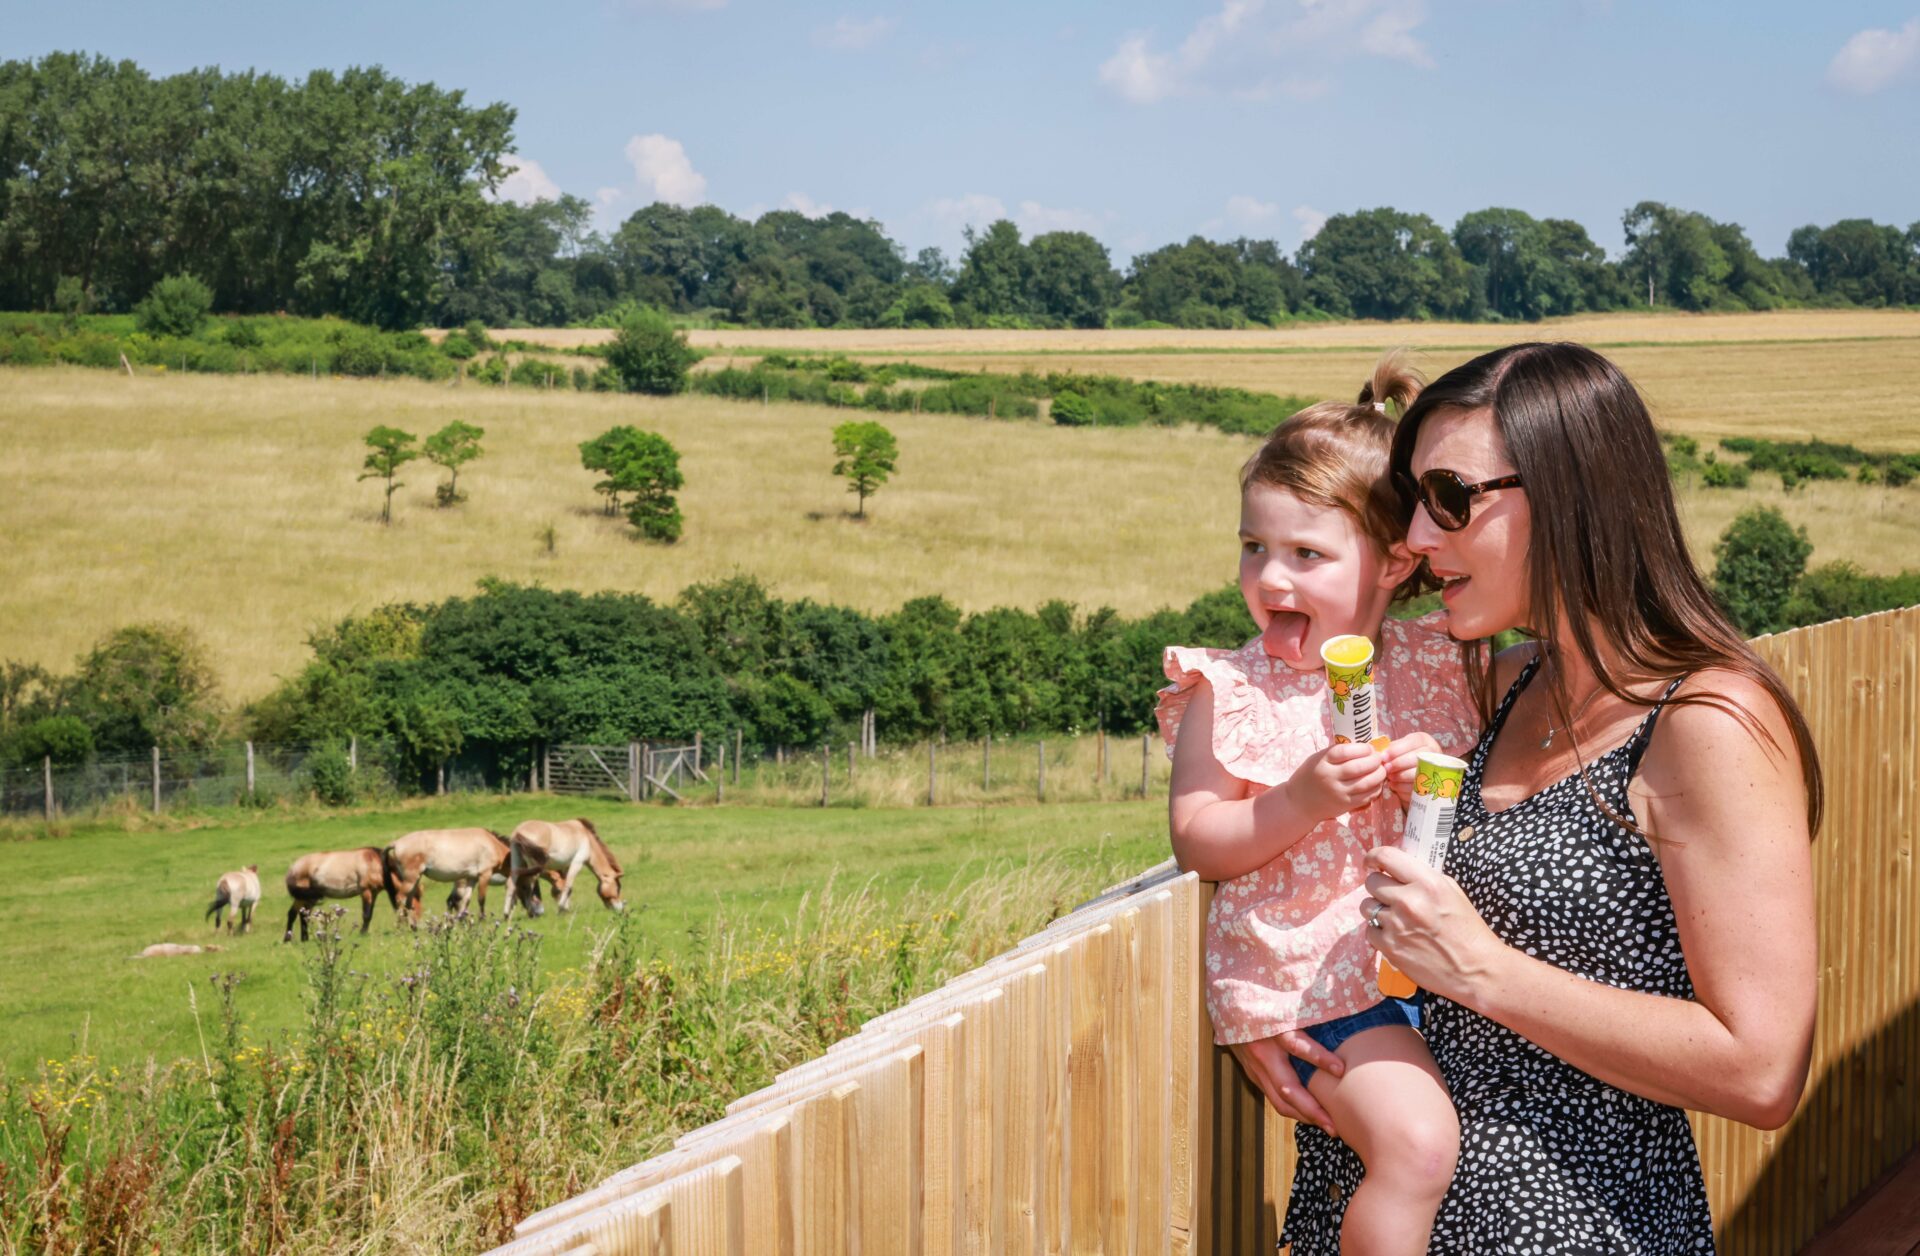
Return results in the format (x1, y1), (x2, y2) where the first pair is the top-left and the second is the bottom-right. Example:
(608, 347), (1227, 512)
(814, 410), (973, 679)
(1397, 468), (1525, 532)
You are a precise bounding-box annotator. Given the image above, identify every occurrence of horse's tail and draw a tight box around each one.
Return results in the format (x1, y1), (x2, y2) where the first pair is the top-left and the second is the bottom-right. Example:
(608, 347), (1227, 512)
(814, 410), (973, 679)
(205, 887), (229, 921)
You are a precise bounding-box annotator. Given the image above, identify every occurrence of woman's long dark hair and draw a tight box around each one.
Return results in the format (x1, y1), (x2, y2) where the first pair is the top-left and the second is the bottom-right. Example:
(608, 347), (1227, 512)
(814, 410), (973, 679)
(1390, 342), (1823, 836)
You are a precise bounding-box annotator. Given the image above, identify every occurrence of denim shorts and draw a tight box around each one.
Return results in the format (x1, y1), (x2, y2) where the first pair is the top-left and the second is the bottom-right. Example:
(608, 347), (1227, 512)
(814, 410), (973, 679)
(1289, 992), (1424, 1088)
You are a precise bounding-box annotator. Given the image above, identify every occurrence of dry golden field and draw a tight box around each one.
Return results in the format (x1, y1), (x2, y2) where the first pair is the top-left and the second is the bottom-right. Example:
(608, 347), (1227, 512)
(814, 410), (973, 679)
(5, 310), (1918, 704)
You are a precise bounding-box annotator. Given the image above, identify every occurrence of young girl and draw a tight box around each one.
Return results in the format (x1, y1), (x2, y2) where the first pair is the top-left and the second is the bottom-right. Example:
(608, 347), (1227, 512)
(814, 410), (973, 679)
(1156, 355), (1481, 1254)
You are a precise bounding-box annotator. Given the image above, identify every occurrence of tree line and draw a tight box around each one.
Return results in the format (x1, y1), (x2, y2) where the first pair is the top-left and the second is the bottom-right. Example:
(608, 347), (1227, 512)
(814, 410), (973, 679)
(6, 523), (1915, 794)
(3, 53), (1915, 332)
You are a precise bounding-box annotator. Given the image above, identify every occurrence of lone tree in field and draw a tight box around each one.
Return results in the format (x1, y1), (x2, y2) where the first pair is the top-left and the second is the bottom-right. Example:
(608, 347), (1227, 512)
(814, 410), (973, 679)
(359, 425), (419, 524)
(424, 420), (484, 506)
(605, 306), (699, 395)
(580, 426), (685, 541)
(831, 420), (898, 518)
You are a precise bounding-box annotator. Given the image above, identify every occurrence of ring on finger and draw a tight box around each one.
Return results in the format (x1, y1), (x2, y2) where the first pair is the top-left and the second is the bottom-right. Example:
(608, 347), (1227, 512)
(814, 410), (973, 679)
(1368, 904), (1386, 929)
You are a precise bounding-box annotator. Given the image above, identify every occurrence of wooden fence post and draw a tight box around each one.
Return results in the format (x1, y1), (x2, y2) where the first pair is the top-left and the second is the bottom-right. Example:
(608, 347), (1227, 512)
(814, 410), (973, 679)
(1141, 733), (1151, 797)
(246, 741), (255, 799)
(529, 752), (538, 793)
(984, 732), (992, 792)
(1038, 741), (1046, 802)
(43, 755), (53, 819)
(734, 729), (743, 786)
(848, 741), (856, 787)
(151, 746), (161, 812)
(715, 744), (725, 804)
(437, 763), (446, 796)
(541, 745), (550, 792)
(928, 740), (937, 806)
(349, 736), (358, 772)
(1099, 727), (1109, 784)
(821, 743), (830, 807)
(629, 742), (641, 803)
(694, 730), (703, 776)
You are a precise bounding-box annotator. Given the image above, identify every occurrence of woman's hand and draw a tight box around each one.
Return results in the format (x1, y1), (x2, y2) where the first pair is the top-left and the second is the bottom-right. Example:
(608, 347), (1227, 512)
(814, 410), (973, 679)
(1380, 732), (1442, 804)
(1228, 1032), (1345, 1136)
(1286, 742), (1387, 824)
(1360, 845), (1507, 1004)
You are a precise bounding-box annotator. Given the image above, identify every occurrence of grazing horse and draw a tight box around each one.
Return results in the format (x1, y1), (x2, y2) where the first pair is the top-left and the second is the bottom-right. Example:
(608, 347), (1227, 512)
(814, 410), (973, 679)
(505, 818), (625, 917)
(284, 848), (394, 941)
(206, 865), (262, 934)
(384, 827), (546, 924)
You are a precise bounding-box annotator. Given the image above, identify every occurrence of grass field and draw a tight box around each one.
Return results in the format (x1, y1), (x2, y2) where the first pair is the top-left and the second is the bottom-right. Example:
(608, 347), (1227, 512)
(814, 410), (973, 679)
(5, 310), (1918, 702)
(0, 793), (1167, 1078)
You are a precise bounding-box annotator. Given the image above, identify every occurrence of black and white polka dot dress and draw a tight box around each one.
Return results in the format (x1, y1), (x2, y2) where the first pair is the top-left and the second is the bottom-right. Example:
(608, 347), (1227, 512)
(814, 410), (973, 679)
(1280, 657), (1716, 1254)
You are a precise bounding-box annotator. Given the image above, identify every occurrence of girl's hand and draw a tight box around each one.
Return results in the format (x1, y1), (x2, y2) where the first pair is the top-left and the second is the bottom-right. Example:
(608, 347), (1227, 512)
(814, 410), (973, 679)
(1228, 1033), (1345, 1136)
(1285, 742), (1387, 824)
(1381, 732), (1443, 805)
(1360, 845), (1507, 1004)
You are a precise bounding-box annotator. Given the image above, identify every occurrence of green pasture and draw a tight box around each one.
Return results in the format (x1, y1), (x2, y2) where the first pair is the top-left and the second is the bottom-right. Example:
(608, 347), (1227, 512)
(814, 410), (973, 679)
(0, 796), (1168, 1079)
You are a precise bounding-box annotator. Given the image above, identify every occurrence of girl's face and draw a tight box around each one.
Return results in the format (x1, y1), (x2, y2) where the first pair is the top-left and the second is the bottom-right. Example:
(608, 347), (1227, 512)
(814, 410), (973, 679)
(1406, 406), (1533, 641)
(1238, 482), (1416, 672)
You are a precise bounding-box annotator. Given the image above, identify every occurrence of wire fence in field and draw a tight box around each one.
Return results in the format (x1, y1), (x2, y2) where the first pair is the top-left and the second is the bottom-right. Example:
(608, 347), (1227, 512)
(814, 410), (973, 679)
(1, 728), (1172, 821)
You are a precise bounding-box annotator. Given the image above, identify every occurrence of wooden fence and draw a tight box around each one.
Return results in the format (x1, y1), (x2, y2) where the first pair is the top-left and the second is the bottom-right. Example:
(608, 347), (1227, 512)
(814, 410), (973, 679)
(488, 605), (1920, 1254)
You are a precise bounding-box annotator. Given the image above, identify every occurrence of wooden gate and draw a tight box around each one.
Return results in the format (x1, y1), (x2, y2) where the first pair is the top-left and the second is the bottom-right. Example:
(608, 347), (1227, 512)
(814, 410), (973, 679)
(545, 743), (706, 802)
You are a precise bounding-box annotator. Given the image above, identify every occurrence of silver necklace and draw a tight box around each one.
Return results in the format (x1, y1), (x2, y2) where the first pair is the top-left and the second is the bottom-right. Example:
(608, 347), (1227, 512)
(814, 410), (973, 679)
(1540, 684), (1605, 751)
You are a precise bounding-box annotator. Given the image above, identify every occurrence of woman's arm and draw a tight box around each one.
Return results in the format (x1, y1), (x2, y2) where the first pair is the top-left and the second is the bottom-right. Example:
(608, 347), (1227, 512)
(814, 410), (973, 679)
(1168, 677), (1386, 882)
(1364, 670), (1816, 1129)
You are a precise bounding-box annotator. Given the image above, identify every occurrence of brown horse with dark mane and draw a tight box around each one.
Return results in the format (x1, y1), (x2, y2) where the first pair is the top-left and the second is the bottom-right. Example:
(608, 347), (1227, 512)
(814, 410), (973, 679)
(283, 847), (393, 941)
(504, 818), (625, 917)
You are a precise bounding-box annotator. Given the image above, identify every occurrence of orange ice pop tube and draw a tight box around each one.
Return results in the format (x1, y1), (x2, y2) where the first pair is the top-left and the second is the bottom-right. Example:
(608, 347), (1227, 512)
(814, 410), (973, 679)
(1377, 751), (1468, 1000)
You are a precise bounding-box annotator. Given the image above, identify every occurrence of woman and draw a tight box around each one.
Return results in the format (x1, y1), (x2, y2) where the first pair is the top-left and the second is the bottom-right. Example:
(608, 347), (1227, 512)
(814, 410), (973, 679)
(1264, 342), (1821, 1253)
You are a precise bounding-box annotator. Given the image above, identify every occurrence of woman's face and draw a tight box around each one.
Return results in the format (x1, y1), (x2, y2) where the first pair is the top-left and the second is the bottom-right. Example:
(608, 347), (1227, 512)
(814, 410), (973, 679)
(1406, 406), (1533, 641)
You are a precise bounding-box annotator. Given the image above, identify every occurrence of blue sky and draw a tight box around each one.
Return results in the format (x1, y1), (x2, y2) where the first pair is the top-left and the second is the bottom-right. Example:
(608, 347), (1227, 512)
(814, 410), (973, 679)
(7, 1), (1917, 263)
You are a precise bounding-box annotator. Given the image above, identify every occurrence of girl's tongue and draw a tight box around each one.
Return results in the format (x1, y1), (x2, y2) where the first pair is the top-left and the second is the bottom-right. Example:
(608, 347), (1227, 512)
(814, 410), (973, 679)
(1260, 611), (1312, 666)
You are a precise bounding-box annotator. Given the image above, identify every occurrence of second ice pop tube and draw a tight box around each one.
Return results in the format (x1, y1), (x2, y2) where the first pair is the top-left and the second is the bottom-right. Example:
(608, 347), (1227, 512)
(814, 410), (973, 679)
(1320, 634), (1389, 751)
(1377, 751), (1468, 999)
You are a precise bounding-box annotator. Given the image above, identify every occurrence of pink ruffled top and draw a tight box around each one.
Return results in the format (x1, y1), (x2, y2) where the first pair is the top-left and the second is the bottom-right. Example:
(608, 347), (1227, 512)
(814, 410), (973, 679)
(1155, 611), (1480, 1044)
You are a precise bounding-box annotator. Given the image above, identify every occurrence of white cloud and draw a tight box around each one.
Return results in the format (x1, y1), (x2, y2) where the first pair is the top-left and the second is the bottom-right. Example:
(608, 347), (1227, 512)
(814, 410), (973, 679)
(1293, 204), (1328, 242)
(1826, 18), (1920, 94)
(1016, 200), (1107, 235)
(817, 15), (897, 50)
(782, 192), (835, 217)
(493, 157), (561, 205)
(1224, 195), (1281, 226)
(1102, 0), (1436, 103)
(925, 193), (1010, 232)
(1100, 36), (1180, 103)
(1359, 0), (1435, 68)
(623, 134), (707, 207)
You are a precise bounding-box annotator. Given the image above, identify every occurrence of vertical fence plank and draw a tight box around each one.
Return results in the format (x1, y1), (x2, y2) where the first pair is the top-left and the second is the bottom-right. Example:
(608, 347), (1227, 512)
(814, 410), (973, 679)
(1132, 892), (1173, 1255)
(963, 988), (1008, 1255)
(1067, 923), (1113, 1247)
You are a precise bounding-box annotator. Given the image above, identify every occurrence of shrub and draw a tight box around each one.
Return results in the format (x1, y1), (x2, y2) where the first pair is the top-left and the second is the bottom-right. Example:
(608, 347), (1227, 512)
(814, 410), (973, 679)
(1783, 562), (1920, 628)
(1701, 460), (1751, 489)
(306, 741), (357, 806)
(1050, 390), (1094, 426)
(462, 319), (493, 351)
(330, 327), (388, 377)
(605, 307), (698, 395)
(1886, 460), (1915, 489)
(440, 331), (478, 360)
(10, 714), (94, 768)
(1712, 506), (1812, 635)
(222, 318), (263, 349)
(133, 273), (213, 338)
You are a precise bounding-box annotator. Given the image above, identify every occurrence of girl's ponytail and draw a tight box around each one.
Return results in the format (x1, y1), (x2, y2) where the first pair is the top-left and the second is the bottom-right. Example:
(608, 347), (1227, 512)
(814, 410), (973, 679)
(1358, 350), (1423, 417)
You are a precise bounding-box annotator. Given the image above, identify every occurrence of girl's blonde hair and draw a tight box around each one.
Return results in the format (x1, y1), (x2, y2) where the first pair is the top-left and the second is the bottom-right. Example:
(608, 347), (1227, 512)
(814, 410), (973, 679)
(1240, 351), (1427, 601)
